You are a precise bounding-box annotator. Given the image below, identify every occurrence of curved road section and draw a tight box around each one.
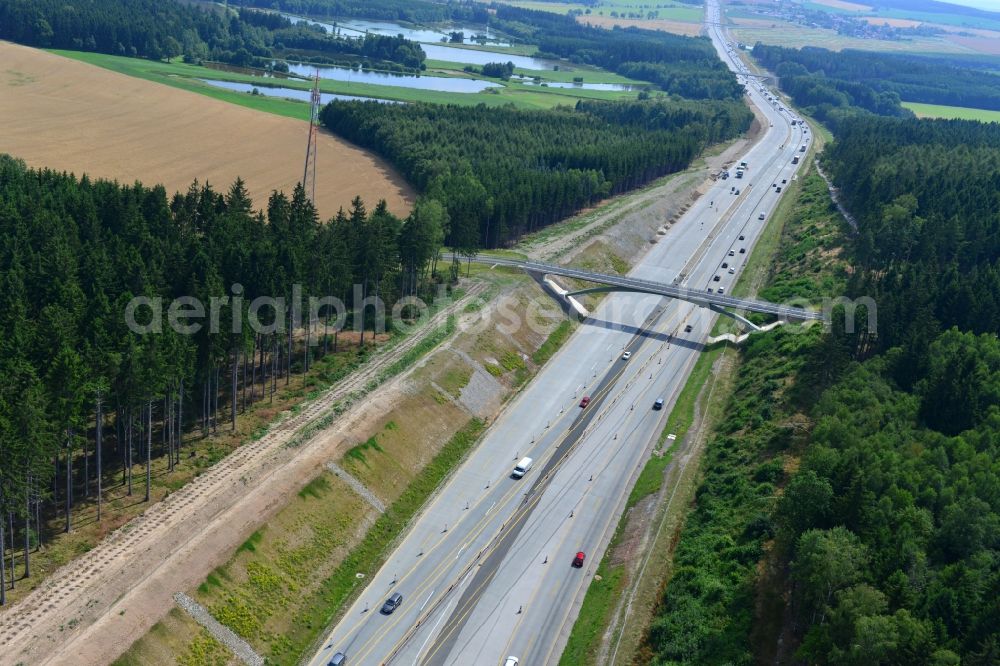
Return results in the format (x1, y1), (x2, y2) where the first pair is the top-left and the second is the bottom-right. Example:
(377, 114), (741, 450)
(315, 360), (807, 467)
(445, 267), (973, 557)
(310, 3), (809, 665)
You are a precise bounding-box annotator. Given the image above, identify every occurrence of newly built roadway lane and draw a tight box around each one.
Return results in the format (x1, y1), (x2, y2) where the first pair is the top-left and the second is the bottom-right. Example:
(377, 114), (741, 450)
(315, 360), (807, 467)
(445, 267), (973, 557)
(310, 4), (809, 664)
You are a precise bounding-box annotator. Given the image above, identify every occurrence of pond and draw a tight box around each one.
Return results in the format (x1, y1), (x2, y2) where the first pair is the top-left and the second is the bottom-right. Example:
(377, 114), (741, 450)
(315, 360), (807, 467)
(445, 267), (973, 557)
(198, 79), (399, 104)
(281, 14), (509, 46)
(285, 62), (501, 93)
(513, 77), (638, 91)
(420, 43), (562, 71)
(205, 61), (292, 79)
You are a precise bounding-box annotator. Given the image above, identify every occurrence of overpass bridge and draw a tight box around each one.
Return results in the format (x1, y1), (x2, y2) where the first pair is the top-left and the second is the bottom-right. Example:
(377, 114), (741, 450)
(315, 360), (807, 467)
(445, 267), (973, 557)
(456, 254), (825, 330)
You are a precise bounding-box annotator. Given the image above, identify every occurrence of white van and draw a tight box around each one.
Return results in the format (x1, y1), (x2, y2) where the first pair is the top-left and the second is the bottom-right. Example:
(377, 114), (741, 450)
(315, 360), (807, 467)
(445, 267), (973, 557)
(512, 457), (533, 479)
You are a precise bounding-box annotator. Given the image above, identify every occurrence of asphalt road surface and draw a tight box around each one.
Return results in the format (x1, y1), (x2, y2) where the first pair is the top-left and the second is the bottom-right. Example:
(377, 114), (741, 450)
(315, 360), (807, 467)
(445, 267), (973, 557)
(309, 4), (809, 664)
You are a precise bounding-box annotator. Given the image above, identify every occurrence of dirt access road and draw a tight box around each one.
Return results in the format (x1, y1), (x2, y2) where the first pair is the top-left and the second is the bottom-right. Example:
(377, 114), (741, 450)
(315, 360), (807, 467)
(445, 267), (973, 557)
(0, 286), (482, 666)
(0, 41), (413, 217)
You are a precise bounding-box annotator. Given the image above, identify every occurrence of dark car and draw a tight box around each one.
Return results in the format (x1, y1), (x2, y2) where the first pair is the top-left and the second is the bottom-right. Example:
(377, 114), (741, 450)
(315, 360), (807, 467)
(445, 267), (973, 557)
(572, 551), (586, 567)
(713, 275), (721, 282)
(653, 398), (664, 410)
(328, 653), (347, 666)
(381, 592), (403, 615)
(738, 235), (745, 240)
(579, 396), (591, 408)
(684, 324), (693, 333)
(739, 248), (746, 254)
(721, 262), (728, 269)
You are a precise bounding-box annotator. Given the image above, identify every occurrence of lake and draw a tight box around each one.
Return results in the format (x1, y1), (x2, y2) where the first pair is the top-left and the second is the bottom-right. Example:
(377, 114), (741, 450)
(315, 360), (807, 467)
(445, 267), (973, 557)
(198, 80), (398, 104)
(285, 63), (501, 93)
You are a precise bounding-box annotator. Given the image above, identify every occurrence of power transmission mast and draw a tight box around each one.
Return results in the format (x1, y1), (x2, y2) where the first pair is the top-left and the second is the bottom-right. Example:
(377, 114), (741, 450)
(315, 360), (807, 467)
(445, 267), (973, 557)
(302, 70), (321, 203)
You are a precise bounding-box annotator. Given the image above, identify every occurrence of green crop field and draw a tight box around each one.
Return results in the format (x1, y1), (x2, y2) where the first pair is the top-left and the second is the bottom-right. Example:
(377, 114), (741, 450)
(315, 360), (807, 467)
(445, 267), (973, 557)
(496, 0), (702, 22)
(730, 21), (968, 53)
(903, 101), (1000, 122)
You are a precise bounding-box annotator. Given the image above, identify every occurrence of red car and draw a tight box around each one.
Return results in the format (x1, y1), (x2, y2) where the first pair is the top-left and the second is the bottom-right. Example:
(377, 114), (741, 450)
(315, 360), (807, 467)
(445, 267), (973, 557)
(579, 396), (590, 408)
(572, 551), (586, 568)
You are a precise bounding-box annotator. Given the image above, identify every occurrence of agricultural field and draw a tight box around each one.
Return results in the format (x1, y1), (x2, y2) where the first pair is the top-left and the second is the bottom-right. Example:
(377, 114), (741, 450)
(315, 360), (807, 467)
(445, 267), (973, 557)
(578, 14), (704, 37)
(728, 17), (970, 53)
(809, 0), (872, 10)
(903, 101), (1000, 122)
(494, 0), (704, 34)
(729, 0), (1000, 55)
(0, 41), (414, 218)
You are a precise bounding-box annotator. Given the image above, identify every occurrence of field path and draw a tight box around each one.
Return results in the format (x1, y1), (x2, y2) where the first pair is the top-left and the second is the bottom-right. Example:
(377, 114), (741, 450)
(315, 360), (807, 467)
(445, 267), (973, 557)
(0, 40), (413, 217)
(0, 285), (483, 666)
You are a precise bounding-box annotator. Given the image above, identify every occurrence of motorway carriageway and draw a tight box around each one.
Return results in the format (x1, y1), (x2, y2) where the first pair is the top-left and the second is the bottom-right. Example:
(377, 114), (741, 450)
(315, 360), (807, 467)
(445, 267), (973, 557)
(309, 5), (810, 663)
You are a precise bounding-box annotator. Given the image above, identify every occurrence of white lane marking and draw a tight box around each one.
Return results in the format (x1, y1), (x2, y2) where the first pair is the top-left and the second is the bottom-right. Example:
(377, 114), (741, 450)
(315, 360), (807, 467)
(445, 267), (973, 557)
(416, 597), (452, 661)
(421, 590), (435, 611)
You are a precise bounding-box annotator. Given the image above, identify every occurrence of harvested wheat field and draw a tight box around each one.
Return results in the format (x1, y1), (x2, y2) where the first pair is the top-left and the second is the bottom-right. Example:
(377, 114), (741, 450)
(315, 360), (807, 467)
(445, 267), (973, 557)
(0, 41), (414, 217)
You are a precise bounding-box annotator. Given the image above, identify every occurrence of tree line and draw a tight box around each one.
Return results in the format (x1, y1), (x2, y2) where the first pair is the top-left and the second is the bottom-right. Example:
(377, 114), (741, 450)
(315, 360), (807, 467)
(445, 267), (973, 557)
(245, 0), (488, 25)
(262, 0), (747, 100)
(491, 4), (745, 101)
(646, 48), (1000, 665)
(771, 329), (1000, 664)
(823, 115), (1000, 385)
(0, 155), (449, 604)
(761, 61), (1000, 666)
(320, 98), (751, 249)
(754, 43), (1000, 113)
(0, 0), (426, 71)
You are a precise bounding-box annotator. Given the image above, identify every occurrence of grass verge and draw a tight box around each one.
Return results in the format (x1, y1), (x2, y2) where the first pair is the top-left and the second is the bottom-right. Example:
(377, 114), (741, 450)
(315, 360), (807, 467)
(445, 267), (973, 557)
(298, 418), (486, 660)
(532, 320), (574, 365)
(52, 50), (641, 112)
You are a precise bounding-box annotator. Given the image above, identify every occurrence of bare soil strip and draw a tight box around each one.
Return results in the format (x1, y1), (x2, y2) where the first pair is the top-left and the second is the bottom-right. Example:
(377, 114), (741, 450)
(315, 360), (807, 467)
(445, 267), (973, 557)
(0, 286), (482, 666)
(0, 41), (414, 217)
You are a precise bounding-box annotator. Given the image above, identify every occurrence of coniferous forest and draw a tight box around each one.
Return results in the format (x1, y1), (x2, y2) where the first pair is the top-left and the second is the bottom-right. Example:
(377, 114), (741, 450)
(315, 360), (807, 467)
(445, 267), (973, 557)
(320, 98), (752, 248)
(753, 43), (1000, 117)
(0, 0), (426, 70)
(0, 155), (448, 602)
(492, 4), (745, 100)
(825, 116), (1000, 368)
(647, 45), (1000, 666)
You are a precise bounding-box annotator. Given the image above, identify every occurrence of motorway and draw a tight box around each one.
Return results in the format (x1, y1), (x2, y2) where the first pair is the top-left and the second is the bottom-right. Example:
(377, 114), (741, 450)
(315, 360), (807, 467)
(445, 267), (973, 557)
(309, 3), (809, 664)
